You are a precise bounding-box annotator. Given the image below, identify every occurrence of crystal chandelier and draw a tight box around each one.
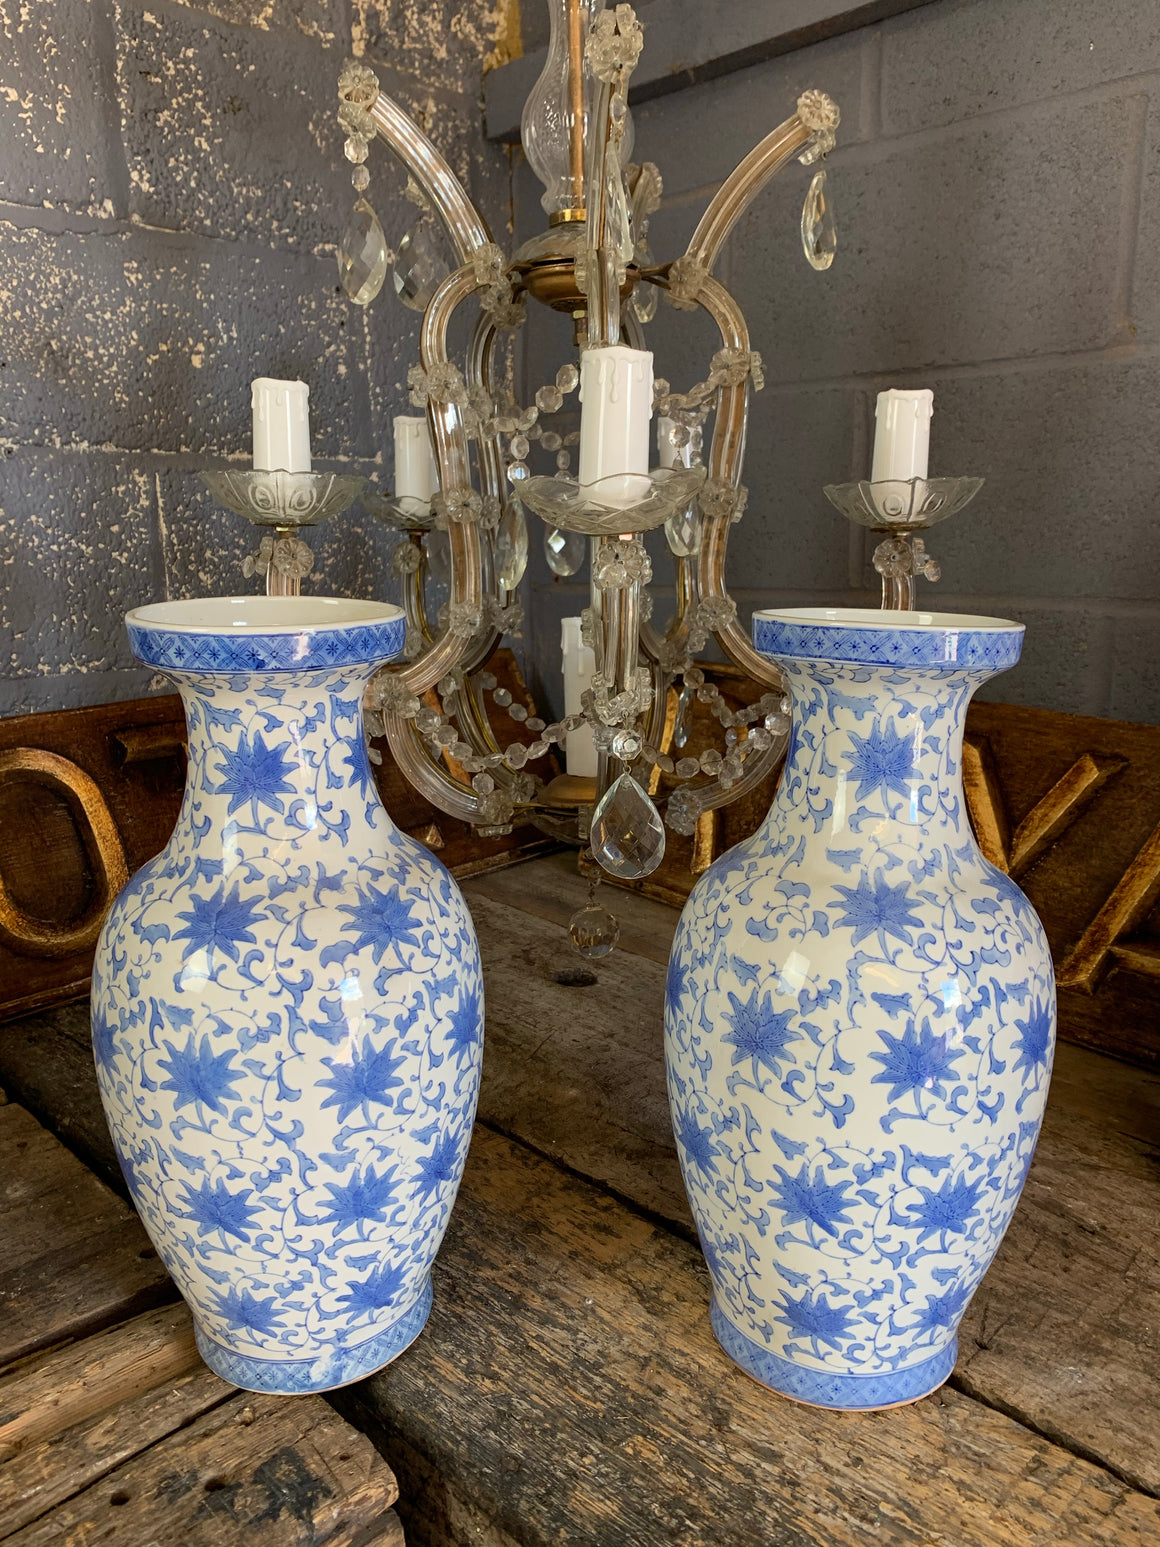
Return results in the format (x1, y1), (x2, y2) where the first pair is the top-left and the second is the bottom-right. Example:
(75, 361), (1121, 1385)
(326, 1), (840, 948)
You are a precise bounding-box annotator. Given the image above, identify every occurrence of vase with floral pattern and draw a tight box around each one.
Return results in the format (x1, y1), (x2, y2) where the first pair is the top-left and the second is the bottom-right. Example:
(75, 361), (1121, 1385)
(665, 607), (1055, 1410)
(91, 597), (483, 1394)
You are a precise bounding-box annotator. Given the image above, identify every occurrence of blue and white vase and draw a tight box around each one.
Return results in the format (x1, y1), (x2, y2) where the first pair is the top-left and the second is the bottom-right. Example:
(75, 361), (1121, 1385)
(91, 597), (483, 1394)
(665, 607), (1055, 1410)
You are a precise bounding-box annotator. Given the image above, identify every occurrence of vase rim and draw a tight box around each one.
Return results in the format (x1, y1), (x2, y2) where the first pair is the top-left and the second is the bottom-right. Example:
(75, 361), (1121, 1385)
(125, 596), (406, 674)
(752, 606), (1024, 672)
(126, 596), (403, 634)
(753, 606), (1020, 632)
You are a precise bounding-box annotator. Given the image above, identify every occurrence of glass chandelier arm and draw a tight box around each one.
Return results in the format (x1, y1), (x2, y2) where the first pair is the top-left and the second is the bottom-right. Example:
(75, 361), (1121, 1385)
(368, 90), (492, 263)
(583, 74), (619, 347)
(694, 271), (783, 692)
(684, 92), (838, 276)
(395, 265), (483, 695)
(383, 714), (484, 823)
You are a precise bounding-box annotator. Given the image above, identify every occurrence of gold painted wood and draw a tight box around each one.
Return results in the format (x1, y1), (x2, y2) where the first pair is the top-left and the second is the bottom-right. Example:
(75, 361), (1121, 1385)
(0, 749), (128, 959)
(963, 738), (1124, 878)
(1057, 819), (1160, 990)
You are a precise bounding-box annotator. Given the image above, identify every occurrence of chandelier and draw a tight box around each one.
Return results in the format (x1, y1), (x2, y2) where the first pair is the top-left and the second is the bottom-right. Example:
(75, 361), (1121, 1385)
(220, 1), (843, 955)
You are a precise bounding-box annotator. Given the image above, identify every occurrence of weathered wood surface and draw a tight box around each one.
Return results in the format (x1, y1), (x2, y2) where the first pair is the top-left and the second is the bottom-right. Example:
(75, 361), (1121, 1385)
(6, 1388), (404, 1547)
(461, 861), (1160, 1499)
(360, 1123), (1159, 1547)
(0, 1316), (230, 1537)
(0, 999), (121, 1190)
(0, 1102), (172, 1368)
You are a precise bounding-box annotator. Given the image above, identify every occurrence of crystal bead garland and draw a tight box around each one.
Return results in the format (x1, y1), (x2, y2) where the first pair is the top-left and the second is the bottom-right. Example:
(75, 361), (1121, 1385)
(801, 168), (837, 271)
(590, 772), (666, 880)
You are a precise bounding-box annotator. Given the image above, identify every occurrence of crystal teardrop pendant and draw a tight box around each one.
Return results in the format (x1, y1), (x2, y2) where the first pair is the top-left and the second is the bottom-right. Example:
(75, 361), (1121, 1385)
(494, 499), (529, 590)
(590, 773), (666, 880)
(568, 901), (621, 958)
(393, 218), (451, 312)
(337, 198), (389, 306)
(664, 503), (701, 557)
(801, 168), (837, 271)
(544, 526), (586, 577)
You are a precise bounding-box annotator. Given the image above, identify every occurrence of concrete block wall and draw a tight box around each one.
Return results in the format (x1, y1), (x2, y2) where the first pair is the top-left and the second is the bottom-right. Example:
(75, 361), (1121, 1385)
(0, 0), (509, 714)
(516, 0), (1160, 726)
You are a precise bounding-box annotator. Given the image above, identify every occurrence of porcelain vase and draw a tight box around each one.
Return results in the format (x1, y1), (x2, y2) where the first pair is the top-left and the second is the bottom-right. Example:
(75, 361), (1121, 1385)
(91, 597), (484, 1394)
(665, 607), (1056, 1410)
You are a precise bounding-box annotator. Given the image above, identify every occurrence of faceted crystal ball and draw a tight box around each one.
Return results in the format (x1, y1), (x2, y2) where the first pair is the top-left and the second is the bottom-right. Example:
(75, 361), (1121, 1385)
(568, 902), (621, 958)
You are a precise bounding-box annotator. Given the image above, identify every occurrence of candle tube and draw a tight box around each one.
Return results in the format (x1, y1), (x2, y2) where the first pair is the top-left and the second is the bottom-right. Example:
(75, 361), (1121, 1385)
(871, 388), (934, 483)
(252, 378), (311, 473)
(561, 615), (597, 777)
(578, 344), (653, 508)
(394, 415), (439, 502)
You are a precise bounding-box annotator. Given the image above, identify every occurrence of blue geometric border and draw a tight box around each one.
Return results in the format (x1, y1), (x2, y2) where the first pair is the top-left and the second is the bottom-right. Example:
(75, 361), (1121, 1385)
(752, 612), (1023, 672)
(128, 614), (406, 674)
(710, 1298), (956, 1410)
(193, 1277), (432, 1394)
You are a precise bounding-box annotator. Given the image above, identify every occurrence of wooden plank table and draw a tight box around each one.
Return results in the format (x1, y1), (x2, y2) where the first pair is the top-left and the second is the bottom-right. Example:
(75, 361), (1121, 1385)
(0, 1095), (405, 1545)
(2, 852), (1158, 1545)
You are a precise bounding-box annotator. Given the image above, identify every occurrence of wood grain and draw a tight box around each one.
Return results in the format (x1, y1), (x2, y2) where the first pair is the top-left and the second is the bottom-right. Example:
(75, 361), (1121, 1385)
(0, 1303), (203, 1460)
(6, 1390), (402, 1547)
(461, 865), (1160, 1498)
(362, 1123), (1159, 1547)
(0, 1103), (173, 1370)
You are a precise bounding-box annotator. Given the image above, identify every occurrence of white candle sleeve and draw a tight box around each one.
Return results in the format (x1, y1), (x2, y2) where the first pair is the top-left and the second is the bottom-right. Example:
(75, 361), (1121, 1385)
(871, 388), (934, 483)
(578, 344), (653, 508)
(394, 416), (440, 502)
(561, 616), (598, 778)
(251, 378), (311, 473)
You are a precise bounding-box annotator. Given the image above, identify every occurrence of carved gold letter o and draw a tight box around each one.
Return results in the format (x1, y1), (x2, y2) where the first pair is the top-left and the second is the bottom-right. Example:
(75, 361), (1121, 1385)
(0, 749), (129, 958)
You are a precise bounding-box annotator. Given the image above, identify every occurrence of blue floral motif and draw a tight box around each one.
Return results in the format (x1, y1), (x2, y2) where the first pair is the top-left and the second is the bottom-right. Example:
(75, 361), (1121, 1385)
(172, 885), (264, 970)
(870, 1021), (964, 1105)
(722, 988), (799, 1078)
(844, 720), (916, 805)
(93, 602), (483, 1396)
(156, 1035), (244, 1115)
(336, 883), (424, 963)
(769, 1162), (855, 1239)
(829, 870), (925, 951)
(316, 1164), (404, 1230)
(179, 1176), (262, 1242)
(665, 610), (1055, 1409)
(212, 729), (298, 822)
(318, 1039), (407, 1123)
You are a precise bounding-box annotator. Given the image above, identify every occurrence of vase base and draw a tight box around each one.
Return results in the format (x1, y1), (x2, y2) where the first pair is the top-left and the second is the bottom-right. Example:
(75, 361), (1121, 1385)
(710, 1298), (956, 1411)
(194, 1276), (433, 1395)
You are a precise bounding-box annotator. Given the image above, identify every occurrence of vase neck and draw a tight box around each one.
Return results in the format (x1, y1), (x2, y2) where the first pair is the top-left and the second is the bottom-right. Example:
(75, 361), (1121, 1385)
(170, 665), (389, 858)
(775, 658), (988, 841)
